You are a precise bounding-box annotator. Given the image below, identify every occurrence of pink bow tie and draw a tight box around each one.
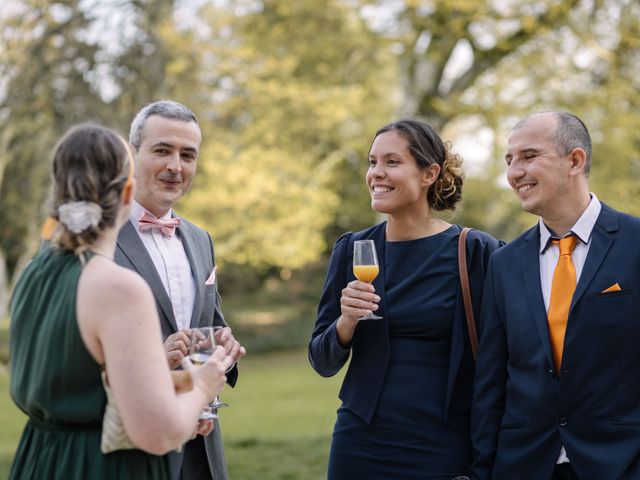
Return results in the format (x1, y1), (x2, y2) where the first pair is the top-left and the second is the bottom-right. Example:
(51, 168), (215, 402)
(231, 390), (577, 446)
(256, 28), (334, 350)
(138, 212), (181, 237)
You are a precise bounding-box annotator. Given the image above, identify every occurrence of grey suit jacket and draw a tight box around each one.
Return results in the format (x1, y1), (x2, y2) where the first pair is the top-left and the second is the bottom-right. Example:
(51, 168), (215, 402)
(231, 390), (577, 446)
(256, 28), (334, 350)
(116, 218), (238, 480)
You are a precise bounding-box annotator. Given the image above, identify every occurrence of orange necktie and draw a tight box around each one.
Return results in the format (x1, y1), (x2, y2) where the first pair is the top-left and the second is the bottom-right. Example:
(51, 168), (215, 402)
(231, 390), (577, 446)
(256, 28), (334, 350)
(548, 236), (578, 373)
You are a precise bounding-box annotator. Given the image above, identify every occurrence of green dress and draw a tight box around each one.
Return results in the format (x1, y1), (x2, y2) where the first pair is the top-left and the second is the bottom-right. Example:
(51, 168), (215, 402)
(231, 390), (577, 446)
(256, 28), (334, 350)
(9, 248), (170, 479)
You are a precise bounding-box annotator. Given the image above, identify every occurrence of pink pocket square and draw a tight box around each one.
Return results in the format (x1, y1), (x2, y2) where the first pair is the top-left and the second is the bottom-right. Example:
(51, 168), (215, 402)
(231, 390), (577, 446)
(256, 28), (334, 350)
(602, 283), (621, 293)
(205, 266), (217, 285)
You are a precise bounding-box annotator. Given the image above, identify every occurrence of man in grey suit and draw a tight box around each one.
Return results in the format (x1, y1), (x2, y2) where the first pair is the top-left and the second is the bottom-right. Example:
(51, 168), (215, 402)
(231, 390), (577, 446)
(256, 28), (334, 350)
(115, 100), (246, 480)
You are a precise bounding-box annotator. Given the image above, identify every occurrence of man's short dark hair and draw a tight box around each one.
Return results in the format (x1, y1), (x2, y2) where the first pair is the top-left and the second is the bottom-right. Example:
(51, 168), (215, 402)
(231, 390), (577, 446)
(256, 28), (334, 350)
(129, 100), (198, 150)
(553, 112), (592, 176)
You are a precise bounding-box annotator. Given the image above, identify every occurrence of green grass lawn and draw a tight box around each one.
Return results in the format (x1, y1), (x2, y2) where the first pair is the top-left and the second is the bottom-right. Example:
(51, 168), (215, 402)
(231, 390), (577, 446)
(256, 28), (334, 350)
(0, 365), (27, 479)
(0, 349), (345, 479)
(222, 349), (343, 479)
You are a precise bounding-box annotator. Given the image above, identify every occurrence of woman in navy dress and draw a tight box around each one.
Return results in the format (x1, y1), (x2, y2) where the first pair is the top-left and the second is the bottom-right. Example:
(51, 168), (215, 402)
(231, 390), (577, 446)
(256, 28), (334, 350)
(309, 119), (503, 479)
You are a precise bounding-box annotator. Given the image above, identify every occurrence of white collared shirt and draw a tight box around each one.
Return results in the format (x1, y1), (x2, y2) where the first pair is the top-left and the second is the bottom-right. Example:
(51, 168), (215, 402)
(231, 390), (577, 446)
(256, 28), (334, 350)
(129, 201), (196, 332)
(538, 193), (601, 464)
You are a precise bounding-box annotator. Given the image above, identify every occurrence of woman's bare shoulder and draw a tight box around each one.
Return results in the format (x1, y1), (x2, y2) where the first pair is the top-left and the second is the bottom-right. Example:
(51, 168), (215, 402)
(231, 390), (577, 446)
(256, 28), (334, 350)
(79, 257), (153, 303)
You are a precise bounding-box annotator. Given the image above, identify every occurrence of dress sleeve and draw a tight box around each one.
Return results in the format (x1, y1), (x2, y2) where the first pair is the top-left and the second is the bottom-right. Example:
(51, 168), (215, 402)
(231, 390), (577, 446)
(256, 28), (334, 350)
(308, 232), (353, 377)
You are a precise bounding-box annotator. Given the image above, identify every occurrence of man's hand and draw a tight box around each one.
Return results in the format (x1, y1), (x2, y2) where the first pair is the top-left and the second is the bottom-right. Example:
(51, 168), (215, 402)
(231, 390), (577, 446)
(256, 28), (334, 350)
(215, 327), (247, 365)
(188, 417), (214, 440)
(194, 418), (214, 438)
(164, 329), (191, 369)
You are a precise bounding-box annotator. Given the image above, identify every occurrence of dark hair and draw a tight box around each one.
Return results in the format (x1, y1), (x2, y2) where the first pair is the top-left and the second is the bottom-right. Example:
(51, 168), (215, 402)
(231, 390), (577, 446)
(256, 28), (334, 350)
(49, 124), (132, 252)
(129, 100), (198, 150)
(374, 119), (463, 211)
(553, 112), (592, 176)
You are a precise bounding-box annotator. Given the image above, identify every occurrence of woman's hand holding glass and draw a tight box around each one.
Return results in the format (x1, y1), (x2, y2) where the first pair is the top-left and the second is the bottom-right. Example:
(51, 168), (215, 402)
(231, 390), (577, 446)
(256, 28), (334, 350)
(335, 273), (381, 348)
(340, 279), (381, 324)
(185, 327), (234, 420)
(345, 240), (382, 321)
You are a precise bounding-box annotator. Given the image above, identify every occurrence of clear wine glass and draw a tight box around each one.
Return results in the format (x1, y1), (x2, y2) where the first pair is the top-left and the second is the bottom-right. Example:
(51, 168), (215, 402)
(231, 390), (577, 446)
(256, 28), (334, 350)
(208, 326), (230, 412)
(188, 326), (230, 419)
(353, 240), (382, 320)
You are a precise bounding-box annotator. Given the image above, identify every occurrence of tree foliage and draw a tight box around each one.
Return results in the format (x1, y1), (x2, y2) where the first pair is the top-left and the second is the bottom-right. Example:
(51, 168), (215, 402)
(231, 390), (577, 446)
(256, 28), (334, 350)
(0, 0), (638, 313)
(182, 0), (394, 270)
(0, 0), (103, 280)
(445, 0), (640, 238)
(0, 0), (184, 310)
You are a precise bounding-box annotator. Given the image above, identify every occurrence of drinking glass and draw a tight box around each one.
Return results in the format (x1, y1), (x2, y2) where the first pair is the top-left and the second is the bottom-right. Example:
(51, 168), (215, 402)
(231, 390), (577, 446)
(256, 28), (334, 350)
(353, 240), (382, 320)
(208, 327), (230, 412)
(188, 326), (230, 419)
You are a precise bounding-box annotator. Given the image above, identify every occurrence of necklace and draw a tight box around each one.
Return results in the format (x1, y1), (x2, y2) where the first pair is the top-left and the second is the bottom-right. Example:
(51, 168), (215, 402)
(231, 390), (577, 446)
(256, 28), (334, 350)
(91, 250), (114, 261)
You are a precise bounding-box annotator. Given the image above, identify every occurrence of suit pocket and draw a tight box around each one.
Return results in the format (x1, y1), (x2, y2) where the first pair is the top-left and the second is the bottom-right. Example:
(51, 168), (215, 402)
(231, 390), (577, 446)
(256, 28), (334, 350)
(587, 289), (632, 301)
(583, 288), (633, 327)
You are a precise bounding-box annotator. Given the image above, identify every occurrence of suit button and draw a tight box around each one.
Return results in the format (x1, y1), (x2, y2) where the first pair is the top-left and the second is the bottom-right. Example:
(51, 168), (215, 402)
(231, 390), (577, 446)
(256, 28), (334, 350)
(547, 369), (554, 375)
(559, 417), (568, 426)
(562, 369), (572, 374)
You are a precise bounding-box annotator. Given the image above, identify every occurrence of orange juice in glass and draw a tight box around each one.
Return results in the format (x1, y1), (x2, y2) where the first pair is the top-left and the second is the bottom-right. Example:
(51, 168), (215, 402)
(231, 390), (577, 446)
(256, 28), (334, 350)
(353, 264), (379, 283)
(353, 240), (382, 320)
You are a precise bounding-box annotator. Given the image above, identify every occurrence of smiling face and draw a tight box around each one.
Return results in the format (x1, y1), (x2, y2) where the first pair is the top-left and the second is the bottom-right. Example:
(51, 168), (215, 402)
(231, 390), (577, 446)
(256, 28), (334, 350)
(366, 130), (438, 216)
(134, 115), (201, 217)
(505, 113), (577, 220)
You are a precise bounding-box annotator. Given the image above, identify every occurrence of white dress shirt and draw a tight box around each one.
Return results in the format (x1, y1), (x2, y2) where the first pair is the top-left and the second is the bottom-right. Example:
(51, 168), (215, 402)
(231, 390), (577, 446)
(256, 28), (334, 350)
(129, 201), (196, 332)
(538, 193), (601, 464)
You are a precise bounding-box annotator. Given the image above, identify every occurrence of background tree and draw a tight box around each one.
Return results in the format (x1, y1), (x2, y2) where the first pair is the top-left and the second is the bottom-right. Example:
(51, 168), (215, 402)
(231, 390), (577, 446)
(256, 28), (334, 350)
(1, 0), (638, 315)
(0, 0), (187, 311)
(444, 0), (640, 236)
(0, 0), (103, 312)
(182, 0), (395, 277)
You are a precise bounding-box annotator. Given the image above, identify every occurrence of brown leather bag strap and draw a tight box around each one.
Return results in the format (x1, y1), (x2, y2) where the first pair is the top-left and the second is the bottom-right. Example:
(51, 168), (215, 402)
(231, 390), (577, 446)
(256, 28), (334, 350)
(458, 227), (478, 361)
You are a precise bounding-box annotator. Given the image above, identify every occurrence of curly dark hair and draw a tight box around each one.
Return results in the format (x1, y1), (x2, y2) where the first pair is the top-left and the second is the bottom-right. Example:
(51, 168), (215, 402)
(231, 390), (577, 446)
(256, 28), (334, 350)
(374, 119), (463, 211)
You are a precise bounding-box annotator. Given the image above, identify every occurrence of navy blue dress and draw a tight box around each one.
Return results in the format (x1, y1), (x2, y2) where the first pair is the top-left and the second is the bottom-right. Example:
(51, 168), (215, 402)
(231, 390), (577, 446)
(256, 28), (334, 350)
(328, 227), (469, 479)
(310, 223), (502, 480)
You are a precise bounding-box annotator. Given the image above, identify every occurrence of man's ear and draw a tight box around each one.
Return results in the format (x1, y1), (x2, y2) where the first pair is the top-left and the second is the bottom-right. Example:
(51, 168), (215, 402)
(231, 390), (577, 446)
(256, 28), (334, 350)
(568, 147), (587, 176)
(121, 178), (135, 205)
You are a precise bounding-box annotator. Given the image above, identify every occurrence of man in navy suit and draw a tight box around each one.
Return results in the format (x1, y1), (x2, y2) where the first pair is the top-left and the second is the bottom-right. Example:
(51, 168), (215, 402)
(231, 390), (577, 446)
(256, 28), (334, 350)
(471, 112), (640, 480)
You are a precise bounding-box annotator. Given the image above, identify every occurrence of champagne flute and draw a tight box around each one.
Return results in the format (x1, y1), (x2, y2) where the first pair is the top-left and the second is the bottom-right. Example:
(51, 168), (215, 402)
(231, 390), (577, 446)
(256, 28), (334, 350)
(188, 327), (218, 419)
(353, 239), (382, 320)
(188, 327), (230, 419)
(208, 326), (230, 412)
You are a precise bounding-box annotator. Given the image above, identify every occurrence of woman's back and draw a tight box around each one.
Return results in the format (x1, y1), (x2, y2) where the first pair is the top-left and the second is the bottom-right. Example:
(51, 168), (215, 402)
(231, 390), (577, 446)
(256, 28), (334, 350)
(9, 248), (169, 479)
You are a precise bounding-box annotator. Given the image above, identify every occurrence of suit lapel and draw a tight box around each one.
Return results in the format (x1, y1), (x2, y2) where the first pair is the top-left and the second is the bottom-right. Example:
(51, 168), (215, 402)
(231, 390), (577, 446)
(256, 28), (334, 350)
(178, 222), (205, 329)
(521, 225), (555, 368)
(570, 204), (618, 312)
(117, 221), (179, 332)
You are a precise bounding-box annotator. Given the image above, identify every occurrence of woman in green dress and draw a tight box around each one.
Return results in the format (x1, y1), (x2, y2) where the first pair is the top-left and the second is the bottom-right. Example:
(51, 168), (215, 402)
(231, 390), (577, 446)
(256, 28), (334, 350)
(9, 124), (232, 479)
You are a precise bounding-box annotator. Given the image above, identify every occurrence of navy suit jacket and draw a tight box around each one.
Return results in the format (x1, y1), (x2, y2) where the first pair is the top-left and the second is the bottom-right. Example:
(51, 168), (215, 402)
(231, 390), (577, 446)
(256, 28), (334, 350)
(309, 222), (501, 424)
(471, 203), (640, 480)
